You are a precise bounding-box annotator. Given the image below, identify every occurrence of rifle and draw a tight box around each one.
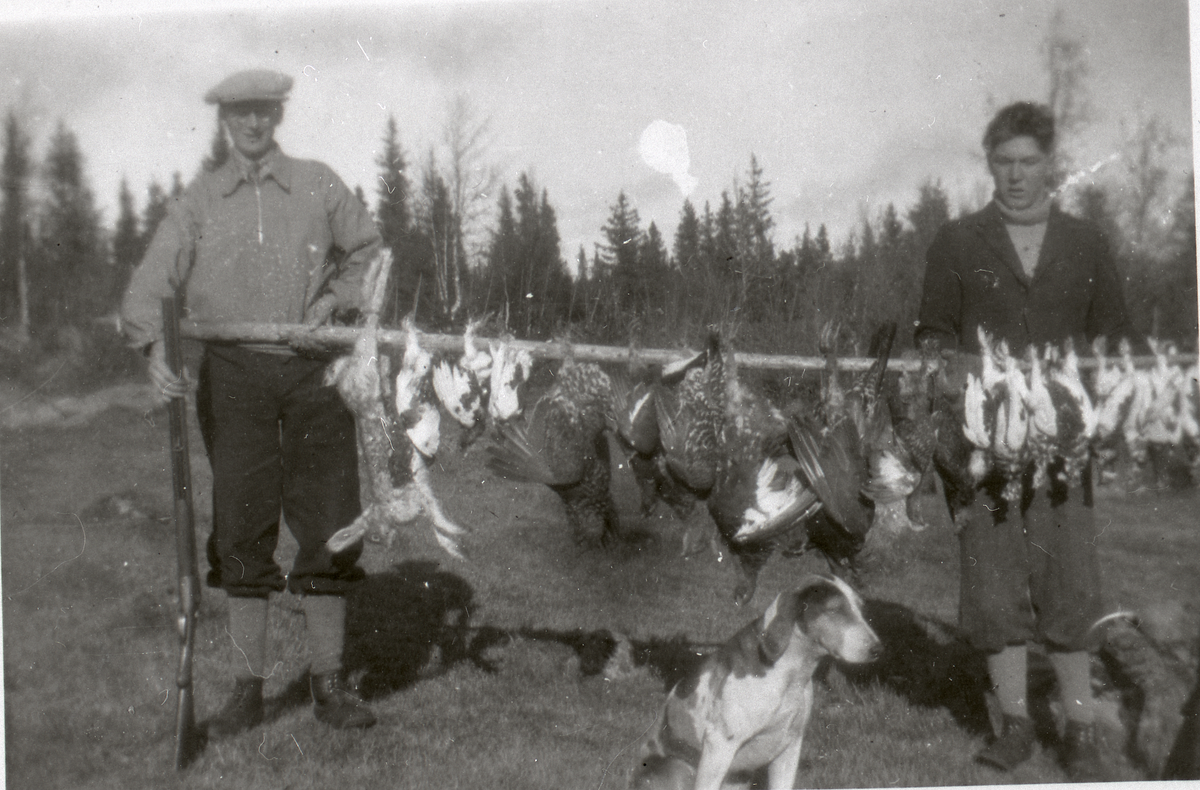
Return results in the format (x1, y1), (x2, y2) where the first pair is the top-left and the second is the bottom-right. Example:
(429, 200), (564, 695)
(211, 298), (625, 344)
(163, 295), (204, 769)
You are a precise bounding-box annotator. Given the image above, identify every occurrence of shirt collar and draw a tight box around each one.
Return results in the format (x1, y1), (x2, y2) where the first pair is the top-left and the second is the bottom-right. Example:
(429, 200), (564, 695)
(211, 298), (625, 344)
(218, 145), (292, 195)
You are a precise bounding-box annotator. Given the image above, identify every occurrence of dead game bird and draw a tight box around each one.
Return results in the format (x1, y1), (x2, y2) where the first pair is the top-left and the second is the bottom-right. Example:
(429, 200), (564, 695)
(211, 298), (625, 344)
(432, 317), (491, 435)
(487, 358), (621, 546)
(701, 334), (823, 605)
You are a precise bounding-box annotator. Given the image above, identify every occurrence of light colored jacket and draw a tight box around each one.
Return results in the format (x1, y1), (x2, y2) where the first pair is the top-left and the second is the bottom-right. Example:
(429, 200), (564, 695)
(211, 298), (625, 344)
(121, 146), (381, 350)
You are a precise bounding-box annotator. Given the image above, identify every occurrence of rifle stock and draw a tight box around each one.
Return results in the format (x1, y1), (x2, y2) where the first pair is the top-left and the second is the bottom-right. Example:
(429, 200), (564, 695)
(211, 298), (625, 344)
(163, 296), (204, 769)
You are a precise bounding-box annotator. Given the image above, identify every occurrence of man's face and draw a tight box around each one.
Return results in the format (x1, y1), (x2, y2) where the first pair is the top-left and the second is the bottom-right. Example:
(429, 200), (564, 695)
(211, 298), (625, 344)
(987, 135), (1052, 212)
(221, 101), (282, 160)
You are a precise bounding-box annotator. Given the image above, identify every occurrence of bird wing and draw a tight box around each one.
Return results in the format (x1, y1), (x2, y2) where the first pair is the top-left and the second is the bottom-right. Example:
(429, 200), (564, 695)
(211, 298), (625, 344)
(789, 417), (871, 539)
(486, 399), (583, 486)
(730, 455), (823, 544)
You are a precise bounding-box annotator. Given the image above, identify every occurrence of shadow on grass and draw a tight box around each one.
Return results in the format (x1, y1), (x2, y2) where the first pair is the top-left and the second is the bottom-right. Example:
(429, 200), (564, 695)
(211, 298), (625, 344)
(850, 599), (992, 735)
(342, 559), (490, 697)
(254, 559), (489, 723)
(250, 565), (999, 742)
(455, 596), (998, 740)
(626, 598), (994, 737)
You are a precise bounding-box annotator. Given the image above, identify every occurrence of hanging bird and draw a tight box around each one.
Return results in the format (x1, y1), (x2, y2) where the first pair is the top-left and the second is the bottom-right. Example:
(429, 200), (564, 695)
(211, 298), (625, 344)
(1120, 338), (1155, 467)
(487, 358), (621, 546)
(654, 332), (725, 497)
(488, 338), (534, 424)
(789, 416), (870, 540)
(704, 340), (822, 605)
(325, 317), (467, 560)
(1045, 339), (1095, 485)
(1024, 346), (1060, 489)
(432, 317), (492, 444)
(790, 322), (914, 542)
(990, 339), (1031, 504)
(611, 370), (706, 535)
(891, 339), (982, 519)
(610, 344), (714, 549)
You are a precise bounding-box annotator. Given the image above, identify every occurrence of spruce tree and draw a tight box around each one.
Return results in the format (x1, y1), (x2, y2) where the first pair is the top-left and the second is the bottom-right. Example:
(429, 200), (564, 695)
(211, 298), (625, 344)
(36, 121), (106, 327)
(141, 179), (170, 252)
(672, 199), (700, 271)
(201, 121), (230, 172)
(111, 179), (141, 307)
(600, 191), (642, 320)
(375, 116), (410, 254)
(1, 111), (31, 330)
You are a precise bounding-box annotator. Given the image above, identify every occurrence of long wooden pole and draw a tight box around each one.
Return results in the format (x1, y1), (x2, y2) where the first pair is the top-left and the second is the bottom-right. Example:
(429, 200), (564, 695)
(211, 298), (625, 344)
(179, 320), (1198, 373)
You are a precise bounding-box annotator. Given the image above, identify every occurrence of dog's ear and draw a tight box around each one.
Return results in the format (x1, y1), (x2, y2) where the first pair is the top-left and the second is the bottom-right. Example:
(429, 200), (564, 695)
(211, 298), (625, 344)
(757, 591), (801, 664)
(794, 575), (841, 635)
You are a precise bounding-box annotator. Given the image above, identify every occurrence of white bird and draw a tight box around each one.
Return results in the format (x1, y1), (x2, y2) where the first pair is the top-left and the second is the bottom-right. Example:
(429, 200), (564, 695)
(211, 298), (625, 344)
(978, 326), (1005, 392)
(1094, 356), (1135, 442)
(395, 319), (432, 417)
(1050, 340), (1096, 440)
(860, 448), (924, 534)
(433, 361), (479, 427)
(406, 402), (441, 458)
(1025, 347), (1058, 488)
(963, 372), (991, 450)
(431, 319), (491, 429)
(1121, 339), (1155, 464)
(1091, 336), (1124, 402)
(992, 341), (1030, 502)
(488, 340), (534, 422)
(1046, 340), (1096, 485)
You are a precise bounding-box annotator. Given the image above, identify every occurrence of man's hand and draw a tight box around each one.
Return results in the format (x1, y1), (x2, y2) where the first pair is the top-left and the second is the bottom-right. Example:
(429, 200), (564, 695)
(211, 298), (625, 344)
(147, 340), (196, 404)
(937, 350), (982, 401)
(305, 294), (338, 328)
(290, 294), (338, 357)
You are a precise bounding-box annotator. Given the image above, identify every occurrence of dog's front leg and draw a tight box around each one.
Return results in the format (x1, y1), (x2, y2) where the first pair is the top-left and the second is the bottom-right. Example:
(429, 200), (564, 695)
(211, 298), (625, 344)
(693, 732), (739, 790)
(766, 734), (804, 789)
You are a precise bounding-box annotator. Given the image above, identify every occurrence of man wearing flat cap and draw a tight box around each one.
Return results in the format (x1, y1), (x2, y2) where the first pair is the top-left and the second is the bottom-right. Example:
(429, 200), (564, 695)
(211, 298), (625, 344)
(122, 69), (382, 735)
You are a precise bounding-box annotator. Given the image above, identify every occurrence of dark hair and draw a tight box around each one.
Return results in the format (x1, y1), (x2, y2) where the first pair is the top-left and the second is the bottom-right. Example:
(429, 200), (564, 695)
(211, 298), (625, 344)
(983, 102), (1055, 154)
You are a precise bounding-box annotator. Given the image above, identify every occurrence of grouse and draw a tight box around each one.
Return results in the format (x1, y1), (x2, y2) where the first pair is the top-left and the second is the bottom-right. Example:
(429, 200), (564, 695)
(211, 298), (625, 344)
(789, 322), (904, 548)
(654, 331), (823, 604)
(487, 358), (621, 546)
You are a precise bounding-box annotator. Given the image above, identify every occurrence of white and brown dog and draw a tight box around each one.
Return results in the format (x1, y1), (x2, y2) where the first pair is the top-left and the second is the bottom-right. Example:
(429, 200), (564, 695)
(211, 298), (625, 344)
(632, 574), (881, 790)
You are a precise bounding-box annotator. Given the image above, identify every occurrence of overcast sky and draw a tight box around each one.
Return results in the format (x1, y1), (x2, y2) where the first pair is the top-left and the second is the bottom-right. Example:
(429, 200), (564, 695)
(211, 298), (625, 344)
(0, 0), (1193, 264)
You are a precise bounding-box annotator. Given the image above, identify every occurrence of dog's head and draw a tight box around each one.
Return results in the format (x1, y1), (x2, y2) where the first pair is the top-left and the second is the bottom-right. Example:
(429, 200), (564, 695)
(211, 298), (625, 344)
(758, 573), (881, 665)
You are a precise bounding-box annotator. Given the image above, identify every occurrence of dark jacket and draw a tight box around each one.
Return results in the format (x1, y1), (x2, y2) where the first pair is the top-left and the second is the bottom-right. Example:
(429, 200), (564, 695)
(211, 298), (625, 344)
(915, 202), (1134, 354)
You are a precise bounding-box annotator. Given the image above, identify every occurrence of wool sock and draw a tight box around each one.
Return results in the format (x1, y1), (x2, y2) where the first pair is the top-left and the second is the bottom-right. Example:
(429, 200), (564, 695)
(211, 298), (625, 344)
(1049, 650), (1096, 725)
(988, 644), (1029, 719)
(303, 595), (346, 677)
(226, 595), (269, 679)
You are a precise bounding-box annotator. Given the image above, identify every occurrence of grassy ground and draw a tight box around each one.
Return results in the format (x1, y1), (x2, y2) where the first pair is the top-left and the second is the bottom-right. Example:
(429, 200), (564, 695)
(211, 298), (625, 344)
(3, 397), (1198, 789)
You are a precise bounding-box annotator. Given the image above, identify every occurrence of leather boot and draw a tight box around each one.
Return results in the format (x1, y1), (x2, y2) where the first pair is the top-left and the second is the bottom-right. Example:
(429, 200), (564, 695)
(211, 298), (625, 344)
(1061, 720), (1107, 782)
(310, 670), (376, 729)
(208, 676), (264, 739)
(976, 714), (1036, 771)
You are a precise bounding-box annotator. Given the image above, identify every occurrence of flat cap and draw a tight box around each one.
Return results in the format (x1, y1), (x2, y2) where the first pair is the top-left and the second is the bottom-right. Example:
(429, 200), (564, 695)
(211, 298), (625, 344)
(204, 69), (293, 105)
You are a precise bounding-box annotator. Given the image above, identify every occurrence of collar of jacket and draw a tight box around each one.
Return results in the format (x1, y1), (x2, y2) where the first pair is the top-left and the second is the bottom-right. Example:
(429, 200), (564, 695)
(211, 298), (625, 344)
(216, 145), (293, 196)
(967, 201), (1071, 289)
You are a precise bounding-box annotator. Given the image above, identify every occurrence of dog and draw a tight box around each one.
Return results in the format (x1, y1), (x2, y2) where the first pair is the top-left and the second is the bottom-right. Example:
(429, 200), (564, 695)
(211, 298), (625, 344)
(631, 573), (881, 790)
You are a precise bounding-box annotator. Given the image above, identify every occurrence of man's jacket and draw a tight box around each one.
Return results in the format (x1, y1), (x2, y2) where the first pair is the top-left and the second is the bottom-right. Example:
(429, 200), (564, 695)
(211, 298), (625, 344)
(121, 146), (381, 350)
(916, 202), (1134, 354)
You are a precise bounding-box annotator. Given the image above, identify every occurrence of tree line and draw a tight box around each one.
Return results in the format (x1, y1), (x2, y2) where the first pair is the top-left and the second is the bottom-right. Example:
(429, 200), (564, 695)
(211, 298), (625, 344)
(0, 104), (1195, 365)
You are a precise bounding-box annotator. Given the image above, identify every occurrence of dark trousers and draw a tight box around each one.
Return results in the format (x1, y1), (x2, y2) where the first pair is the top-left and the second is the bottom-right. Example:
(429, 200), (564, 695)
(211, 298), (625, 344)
(956, 460), (1106, 653)
(197, 345), (364, 598)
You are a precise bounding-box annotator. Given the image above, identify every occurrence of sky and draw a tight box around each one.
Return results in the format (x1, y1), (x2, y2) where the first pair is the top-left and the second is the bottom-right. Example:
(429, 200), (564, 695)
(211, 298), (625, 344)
(0, 0), (1193, 267)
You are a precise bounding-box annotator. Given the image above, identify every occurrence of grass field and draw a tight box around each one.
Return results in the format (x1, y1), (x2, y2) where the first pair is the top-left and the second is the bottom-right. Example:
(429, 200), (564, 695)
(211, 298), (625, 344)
(3, 392), (1198, 789)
